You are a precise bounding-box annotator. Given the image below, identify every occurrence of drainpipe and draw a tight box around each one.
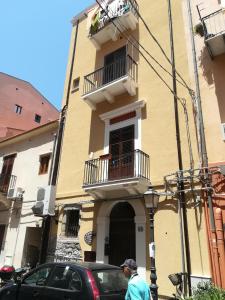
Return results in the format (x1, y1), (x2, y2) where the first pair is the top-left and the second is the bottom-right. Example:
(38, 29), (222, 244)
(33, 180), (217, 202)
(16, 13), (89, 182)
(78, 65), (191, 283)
(186, 0), (221, 286)
(215, 208), (225, 288)
(39, 20), (80, 264)
(168, 1), (192, 295)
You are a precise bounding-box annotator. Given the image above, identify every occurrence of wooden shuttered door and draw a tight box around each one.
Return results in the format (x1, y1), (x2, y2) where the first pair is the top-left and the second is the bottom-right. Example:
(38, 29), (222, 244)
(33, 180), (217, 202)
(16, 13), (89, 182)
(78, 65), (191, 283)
(0, 154), (16, 193)
(0, 225), (5, 251)
(109, 125), (134, 180)
(103, 46), (126, 85)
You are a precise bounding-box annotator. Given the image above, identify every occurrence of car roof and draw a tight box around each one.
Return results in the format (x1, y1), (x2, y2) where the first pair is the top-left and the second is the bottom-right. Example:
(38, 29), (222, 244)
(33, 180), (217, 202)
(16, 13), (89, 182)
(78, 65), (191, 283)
(42, 261), (121, 271)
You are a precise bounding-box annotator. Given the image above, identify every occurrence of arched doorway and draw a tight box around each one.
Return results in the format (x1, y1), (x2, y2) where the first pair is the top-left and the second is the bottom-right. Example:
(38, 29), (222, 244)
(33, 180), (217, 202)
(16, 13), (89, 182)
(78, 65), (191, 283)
(109, 202), (135, 266)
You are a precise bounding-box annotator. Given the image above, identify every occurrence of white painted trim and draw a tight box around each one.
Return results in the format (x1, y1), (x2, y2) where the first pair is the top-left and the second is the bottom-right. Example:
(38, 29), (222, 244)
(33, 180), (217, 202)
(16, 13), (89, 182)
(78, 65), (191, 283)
(101, 100), (145, 154)
(96, 200), (146, 279)
(100, 100), (146, 121)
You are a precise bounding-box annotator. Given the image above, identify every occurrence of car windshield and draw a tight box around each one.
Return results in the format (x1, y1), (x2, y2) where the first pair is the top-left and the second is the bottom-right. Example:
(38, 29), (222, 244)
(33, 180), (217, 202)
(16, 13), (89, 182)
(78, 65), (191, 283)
(92, 269), (128, 294)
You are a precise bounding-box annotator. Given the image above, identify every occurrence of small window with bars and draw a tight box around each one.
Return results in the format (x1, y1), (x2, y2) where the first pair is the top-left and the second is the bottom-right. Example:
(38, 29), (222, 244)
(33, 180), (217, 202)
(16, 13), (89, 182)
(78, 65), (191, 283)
(65, 209), (80, 237)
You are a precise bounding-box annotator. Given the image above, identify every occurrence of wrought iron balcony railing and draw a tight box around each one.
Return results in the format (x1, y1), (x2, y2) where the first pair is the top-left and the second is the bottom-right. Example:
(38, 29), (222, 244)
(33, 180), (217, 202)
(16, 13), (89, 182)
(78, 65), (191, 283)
(89, 0), (139, 36)
(0, 173), (16, 194)
(202, 9), (225, 39)
(83, 55), (137, 96)
(83, 149), (150, 186)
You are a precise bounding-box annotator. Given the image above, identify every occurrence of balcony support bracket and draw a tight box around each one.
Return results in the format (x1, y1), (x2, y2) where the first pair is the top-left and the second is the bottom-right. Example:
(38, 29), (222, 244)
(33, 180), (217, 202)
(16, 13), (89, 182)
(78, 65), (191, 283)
(90, 37), (101, 51)
(123, 80), (137, 96)
(101, 90), (115, 103)
(107, 26), (119, 42)
(84, 98), (97, 110)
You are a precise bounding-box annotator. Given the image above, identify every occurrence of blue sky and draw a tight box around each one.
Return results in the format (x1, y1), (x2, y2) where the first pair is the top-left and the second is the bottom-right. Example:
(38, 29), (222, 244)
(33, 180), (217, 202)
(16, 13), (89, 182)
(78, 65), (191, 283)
(0, 0), (94, 110)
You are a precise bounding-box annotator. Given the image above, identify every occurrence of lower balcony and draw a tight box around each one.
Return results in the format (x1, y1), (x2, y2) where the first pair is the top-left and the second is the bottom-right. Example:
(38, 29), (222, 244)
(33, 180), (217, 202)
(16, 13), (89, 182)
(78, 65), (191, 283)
(202, 9), (225, 57)
(82, 150), (150, 199)
(82, 55), (138, 110)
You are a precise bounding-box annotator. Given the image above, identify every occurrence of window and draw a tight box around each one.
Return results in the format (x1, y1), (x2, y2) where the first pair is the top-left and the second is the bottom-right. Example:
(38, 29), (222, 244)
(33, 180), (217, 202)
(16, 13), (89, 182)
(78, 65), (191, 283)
(35, 114), (41, 123)
(47, 266), (82, 291)
(92, 269), (128, 294)
(65, 209), (80, 237)
(72, 77), (80, 92)
(103, 46), (126, 84)
(39, 154), (51, 175)
(23, 266), (51, 286)
(15, 104), (22, 114)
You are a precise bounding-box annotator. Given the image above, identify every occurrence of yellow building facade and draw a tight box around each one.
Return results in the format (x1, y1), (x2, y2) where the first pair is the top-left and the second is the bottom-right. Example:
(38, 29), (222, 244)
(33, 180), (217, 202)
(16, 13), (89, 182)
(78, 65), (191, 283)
(53, 0), (211, 297)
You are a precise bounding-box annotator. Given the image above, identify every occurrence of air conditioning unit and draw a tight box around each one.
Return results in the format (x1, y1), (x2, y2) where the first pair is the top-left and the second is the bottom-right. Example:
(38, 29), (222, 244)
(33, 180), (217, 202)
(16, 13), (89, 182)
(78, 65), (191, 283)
(221, 123), (225, 140)
(7, 187), (24, 200)
(32, 185), (56, 217)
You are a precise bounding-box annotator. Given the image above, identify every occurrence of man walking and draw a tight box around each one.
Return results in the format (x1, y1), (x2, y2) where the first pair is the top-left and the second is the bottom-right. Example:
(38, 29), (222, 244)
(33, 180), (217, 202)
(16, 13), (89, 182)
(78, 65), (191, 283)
(121, 259), (151, 300)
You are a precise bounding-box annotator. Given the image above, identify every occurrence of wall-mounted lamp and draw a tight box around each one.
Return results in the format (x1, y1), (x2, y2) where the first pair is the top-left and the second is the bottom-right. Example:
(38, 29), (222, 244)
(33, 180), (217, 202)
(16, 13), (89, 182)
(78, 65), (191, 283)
(144, 187), (160, 209)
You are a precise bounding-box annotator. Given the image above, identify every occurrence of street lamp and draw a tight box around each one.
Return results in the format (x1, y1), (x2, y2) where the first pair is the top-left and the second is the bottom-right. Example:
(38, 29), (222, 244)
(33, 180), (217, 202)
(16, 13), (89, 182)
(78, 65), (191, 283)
(144, 187), (160, 300)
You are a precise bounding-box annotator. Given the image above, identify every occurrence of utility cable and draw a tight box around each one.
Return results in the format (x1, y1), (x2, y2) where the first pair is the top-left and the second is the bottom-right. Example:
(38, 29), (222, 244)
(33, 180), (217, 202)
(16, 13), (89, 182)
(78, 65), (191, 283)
(96, 0), (195, 169)
(131, 1), (193, 94)
(99, 0), (191, 91)
(96, 0), (184, 99)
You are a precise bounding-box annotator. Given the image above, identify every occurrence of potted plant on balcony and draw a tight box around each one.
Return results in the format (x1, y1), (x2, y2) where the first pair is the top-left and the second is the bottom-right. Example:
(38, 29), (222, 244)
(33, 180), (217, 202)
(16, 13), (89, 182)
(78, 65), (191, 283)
(194, 22), (204, 37)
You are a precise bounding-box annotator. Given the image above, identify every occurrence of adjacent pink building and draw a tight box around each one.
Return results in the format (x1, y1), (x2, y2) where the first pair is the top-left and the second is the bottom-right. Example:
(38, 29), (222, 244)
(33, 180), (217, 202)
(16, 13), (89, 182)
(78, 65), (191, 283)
(0, 72), (59, 140)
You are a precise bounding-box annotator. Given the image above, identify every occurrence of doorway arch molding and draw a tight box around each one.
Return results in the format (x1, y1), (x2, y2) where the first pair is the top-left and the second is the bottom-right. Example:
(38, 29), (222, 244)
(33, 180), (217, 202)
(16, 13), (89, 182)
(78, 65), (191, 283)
(96, 199), (146, 278)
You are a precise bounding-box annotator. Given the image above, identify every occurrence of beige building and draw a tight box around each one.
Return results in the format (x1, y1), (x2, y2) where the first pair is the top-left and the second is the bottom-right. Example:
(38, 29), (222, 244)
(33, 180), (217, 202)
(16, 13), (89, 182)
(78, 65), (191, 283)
(51, 0), (214, 297)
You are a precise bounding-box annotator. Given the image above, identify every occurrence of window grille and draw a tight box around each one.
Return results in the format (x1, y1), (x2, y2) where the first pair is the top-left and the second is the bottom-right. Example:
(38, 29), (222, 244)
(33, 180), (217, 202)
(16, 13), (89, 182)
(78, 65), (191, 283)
(65, 210), (80, 237)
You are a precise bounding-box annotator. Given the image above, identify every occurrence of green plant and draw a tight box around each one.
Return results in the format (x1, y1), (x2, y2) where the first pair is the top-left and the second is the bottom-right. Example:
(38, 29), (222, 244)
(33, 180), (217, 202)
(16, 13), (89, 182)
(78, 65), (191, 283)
(186, 282), (225, 300)
(194, 23), (204, 37)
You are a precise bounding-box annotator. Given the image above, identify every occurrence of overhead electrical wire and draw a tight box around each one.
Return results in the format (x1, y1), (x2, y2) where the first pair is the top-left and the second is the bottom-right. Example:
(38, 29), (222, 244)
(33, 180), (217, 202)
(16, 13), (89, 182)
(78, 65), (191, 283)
(98, 0), (194, 95)
(132, 2), (193, 94)
(96, 0), (183, 99)
(95, 0), (195, 169)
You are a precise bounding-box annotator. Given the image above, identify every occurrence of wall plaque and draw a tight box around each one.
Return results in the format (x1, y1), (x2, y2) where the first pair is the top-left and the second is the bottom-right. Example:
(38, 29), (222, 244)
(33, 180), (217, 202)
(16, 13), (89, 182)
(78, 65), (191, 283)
(84, 231), (95, 246)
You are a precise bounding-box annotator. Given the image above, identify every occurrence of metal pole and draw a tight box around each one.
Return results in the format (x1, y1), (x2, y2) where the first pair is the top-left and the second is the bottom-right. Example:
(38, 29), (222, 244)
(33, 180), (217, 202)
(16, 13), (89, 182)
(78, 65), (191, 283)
(167, 0), (192, 296)
(39, 216), (51, 264)
(149, 208), (158, 300)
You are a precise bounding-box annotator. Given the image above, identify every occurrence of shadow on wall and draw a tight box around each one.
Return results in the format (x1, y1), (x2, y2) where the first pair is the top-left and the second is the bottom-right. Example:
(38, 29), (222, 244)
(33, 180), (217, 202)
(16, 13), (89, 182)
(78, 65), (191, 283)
(199, 46), (225, 123)
(9, 200), (22, 229)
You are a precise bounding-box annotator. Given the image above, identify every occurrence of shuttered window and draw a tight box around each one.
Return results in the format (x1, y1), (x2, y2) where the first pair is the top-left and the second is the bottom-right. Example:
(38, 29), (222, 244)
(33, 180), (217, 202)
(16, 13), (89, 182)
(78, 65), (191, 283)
(39, 154), (50, 175)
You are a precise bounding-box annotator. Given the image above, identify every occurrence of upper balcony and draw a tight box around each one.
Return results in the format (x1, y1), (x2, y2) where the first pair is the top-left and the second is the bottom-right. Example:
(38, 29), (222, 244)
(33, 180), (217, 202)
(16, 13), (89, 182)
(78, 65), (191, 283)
(201, 9), (225, 57)
(88, 0), (139, 50)
(82, 55), (138, 110)
(82, 149), (150, 199)
(0, 173), (16, 197)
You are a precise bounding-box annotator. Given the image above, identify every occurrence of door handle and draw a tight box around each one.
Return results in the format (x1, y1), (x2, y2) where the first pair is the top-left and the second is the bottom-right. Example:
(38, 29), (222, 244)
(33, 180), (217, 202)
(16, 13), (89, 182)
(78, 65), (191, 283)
(33, 291), (39, 297)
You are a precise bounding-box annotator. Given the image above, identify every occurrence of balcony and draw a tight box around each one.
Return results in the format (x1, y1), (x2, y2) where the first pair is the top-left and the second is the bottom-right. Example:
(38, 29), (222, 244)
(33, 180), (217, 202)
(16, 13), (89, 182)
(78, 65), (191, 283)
(202, 9), (225, 57)
(89, 0), (139, 50)
(83, 150), (150, 199)
(0, 173), (16, 196)
(82, 55), (138, 110)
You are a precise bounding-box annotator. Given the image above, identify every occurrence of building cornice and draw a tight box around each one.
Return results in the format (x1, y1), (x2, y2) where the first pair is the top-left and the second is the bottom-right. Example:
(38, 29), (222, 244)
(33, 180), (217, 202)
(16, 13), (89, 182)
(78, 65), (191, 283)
(0, 120), (59, 147)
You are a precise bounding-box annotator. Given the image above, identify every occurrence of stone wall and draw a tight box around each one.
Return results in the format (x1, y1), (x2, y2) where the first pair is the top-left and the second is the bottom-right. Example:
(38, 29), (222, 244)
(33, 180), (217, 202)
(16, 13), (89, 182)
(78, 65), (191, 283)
(47, 236), (82, 262)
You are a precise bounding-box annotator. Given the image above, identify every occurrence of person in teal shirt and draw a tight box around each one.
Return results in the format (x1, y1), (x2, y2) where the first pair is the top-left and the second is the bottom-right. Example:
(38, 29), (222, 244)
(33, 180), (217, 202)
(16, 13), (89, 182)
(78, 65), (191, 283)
(121, 259), (151, 300)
